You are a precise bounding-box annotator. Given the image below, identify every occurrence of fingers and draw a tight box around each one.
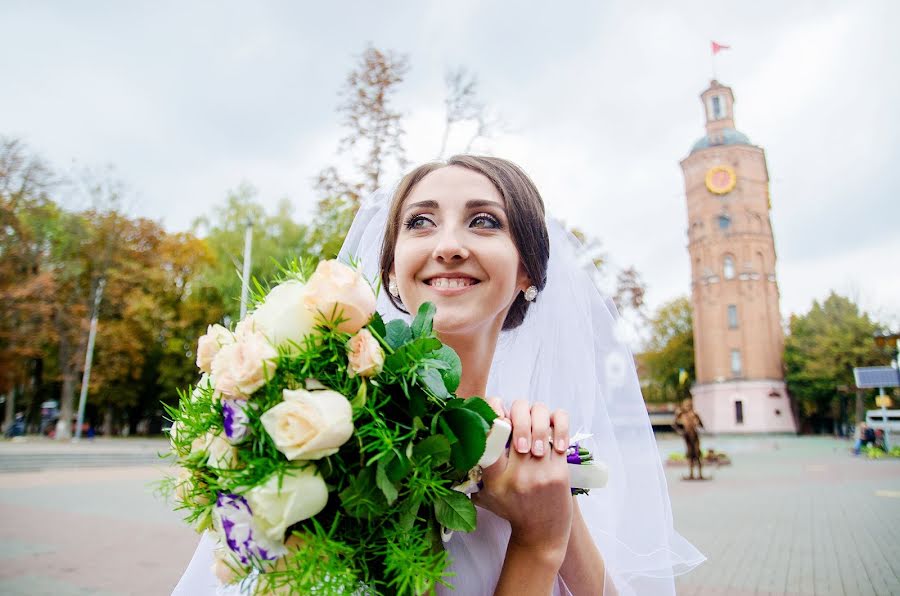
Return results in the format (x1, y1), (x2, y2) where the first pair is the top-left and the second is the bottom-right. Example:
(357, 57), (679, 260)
(551, 409), (570, 454)
(508, 400), (532, 454)
(530, 402), (551, 457)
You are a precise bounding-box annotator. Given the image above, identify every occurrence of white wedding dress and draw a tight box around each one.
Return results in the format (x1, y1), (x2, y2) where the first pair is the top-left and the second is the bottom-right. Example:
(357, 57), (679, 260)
(173, 187), (705, 595)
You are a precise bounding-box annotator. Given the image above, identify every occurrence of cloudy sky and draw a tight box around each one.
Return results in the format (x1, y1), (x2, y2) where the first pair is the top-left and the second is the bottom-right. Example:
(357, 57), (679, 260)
(3, 0), (898, 328)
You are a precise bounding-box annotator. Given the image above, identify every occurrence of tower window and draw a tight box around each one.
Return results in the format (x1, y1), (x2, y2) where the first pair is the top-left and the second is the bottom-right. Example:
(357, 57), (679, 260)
(735, 400), (744, 424)
(710, 95), (725, 120)
(727, 305), (738, 329)
(723, 255), (735, 280)
(731, 349), (742, 377)
(718, 215), (731, 230)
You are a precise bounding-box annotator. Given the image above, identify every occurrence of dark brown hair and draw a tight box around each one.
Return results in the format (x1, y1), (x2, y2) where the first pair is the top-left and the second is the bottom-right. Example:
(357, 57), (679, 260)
(379, 155), (550, 330)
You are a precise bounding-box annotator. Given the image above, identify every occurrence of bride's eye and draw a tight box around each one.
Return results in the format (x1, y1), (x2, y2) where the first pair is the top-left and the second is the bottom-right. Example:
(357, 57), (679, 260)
(470, 213), (502, 229)
(403, 214), (434, 230)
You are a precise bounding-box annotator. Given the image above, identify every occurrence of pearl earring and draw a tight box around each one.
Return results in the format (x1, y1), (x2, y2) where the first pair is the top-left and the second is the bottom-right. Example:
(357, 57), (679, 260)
(389, 279), (400, 299)
(524, 285), (538, 302)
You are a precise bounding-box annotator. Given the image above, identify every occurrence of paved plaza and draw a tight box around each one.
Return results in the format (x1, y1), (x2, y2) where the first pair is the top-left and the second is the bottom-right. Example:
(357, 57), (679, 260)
(0, 435), (898, 595)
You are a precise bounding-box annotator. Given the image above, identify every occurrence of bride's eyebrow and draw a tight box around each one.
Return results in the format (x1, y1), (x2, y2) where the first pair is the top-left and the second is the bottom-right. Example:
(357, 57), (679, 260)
(402, 198), (506, 216)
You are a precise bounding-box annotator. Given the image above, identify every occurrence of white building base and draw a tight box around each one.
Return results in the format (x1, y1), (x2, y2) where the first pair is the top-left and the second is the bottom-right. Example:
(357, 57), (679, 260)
(690, 379), (797, 434)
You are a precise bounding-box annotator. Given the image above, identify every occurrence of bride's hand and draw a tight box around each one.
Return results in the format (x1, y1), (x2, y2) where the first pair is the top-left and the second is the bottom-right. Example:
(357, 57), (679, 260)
(473, 399), (573, 562)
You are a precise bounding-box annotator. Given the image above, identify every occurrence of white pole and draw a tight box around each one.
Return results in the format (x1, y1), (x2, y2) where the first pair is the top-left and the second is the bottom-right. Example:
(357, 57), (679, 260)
(239, 218), (254, 319)
(74, 277), (105, 441)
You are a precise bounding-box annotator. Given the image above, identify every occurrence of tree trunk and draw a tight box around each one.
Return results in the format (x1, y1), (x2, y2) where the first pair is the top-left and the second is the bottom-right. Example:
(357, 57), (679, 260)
(102, 407), (114, 436)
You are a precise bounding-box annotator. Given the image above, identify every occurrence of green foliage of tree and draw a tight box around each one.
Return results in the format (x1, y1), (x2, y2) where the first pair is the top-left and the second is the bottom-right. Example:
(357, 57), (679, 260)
(637, 296), (694, 403)
(193, 184), (310, 322)
(784, 292), (888, 421)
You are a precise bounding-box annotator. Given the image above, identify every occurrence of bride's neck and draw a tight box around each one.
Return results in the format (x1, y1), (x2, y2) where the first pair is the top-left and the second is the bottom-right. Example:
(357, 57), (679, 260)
(437, 326), (500, 399)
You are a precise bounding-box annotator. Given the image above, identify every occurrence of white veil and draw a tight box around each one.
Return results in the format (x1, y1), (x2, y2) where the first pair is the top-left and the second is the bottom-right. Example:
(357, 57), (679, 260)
(338, 183), (705, 596)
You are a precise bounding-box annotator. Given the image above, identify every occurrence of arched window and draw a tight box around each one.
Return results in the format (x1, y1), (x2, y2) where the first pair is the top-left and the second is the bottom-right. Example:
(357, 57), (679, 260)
(723, 255), (735, 280)
(718, 214), (731, 230)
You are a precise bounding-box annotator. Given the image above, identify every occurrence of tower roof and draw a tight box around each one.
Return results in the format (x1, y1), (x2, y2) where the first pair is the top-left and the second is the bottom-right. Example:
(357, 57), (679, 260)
(690, 127), (752, 154)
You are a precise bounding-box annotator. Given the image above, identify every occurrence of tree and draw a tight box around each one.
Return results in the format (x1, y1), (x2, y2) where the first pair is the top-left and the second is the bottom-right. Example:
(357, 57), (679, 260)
(309, 45), (411, 259)
(637, 297), (695, 403)
(784, 292), (888, 426)
(194, 184), (310, 322)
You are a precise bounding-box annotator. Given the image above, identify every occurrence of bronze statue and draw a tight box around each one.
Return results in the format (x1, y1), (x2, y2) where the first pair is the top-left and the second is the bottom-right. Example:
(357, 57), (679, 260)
(673, 398), (706, 480)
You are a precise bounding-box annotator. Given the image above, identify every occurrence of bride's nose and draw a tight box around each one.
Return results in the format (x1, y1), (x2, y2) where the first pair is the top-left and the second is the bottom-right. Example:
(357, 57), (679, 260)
(431, 225), (470, 262)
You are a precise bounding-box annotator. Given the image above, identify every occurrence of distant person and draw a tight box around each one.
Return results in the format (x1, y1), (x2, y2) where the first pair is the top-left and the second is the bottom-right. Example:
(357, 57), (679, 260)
(4, 412), (26, 438)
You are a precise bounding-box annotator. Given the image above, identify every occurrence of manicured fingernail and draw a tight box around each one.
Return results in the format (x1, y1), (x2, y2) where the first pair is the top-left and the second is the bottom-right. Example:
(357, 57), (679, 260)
(516, 437), (528, 453)
(533, 440), (544, 456)
(556, 438), (567, 452)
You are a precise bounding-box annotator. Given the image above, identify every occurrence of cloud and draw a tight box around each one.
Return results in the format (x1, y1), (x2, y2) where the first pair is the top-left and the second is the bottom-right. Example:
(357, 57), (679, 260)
(1, 0), (897, 324)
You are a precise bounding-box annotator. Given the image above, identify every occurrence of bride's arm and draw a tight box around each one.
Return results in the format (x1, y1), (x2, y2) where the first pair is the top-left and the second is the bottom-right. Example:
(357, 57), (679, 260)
(559, 499), (617, 595)
(477, 400), (574, 596)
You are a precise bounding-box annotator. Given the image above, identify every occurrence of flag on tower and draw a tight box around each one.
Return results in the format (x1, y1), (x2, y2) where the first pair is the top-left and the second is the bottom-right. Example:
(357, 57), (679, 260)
(711, 41), (731, 55)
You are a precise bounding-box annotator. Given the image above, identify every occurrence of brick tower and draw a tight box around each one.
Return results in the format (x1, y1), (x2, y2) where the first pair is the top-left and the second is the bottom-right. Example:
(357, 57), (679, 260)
(679, 80), (797, 433)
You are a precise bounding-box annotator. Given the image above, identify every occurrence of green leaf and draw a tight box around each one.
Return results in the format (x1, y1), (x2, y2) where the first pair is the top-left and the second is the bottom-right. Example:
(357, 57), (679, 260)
(376, 459), (399, 505)
(430, 345), (462, 393)
(350, 379), (367, 409)
(339, 468), (387, 519)
(385, 319), (412, 349)
(411, 302), (436, 338)
(397, 498), (421, 531)
(461, 397), (498, 425)
(369, 311), (386, 340)
(412, 435), (452, 467)
(385, 449), (411, 483)
(419, 367), (450, 399)
(441, 408), (489, 471)
(434, 490), (477, 532)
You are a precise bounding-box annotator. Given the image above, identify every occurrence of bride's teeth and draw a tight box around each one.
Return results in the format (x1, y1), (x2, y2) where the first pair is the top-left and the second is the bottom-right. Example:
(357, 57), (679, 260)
(431, 278), (473, 289)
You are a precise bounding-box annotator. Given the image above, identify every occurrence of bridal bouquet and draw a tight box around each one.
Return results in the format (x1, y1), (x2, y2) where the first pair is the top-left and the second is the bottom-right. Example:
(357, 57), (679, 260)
(165, 259), (606, 595)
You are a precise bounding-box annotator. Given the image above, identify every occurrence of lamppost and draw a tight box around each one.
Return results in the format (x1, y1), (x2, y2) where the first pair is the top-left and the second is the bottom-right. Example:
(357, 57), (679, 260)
(873, 329), (900, 450)
(239, 217), (254, 320)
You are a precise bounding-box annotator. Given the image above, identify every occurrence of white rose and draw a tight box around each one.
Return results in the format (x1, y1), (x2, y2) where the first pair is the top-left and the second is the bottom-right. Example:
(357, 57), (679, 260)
(303, 260), (376, 334)
(191, 373), (214, 402)
(211, 332), (278, 398)
(197, 324), (234, 374)
(251, 281), (317, 349)
(260, 388), (354, 461)
(206, 432), (239, 469)
(246, 467), (329, 545)
(346, 328), (384, 378)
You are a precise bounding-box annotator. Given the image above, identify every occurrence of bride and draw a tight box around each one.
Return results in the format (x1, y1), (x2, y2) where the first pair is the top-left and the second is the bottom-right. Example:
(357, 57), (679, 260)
(174, 155), (704, 595)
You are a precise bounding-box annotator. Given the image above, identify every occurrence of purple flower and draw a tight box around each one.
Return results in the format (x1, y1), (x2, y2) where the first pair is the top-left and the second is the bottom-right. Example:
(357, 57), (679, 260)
(567, 451), (582, 465)
(214, 493), (284, 565)
(222, 399), (250, 444)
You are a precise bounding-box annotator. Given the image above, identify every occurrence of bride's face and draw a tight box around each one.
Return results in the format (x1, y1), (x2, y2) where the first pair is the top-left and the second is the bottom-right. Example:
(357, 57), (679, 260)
(391, 166), (530, 336)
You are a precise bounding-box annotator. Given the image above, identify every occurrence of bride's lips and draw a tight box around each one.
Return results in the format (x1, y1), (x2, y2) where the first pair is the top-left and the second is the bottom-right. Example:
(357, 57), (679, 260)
(422, 275), (481, 296)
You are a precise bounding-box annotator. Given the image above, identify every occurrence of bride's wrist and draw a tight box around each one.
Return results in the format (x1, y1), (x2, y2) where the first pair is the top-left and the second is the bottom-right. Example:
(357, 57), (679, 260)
(507, 532), (568, 570)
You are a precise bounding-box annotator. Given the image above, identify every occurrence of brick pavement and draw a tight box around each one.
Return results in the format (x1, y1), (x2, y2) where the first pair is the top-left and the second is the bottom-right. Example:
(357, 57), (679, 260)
(0, 436), (897, 595)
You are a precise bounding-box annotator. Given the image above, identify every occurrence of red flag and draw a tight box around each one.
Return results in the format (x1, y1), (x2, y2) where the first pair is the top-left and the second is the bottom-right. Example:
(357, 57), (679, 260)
(711, 41), (731, 55)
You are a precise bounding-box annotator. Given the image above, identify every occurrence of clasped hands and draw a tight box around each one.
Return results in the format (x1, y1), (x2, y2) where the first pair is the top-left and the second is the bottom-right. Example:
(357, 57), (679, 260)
(472, 398), (574, 564)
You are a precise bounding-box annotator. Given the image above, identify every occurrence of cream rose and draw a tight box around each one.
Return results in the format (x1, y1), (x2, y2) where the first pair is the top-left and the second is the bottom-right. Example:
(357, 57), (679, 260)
(211, 331), (278, 398)
(196, 324), (234, 374)
(250, 280), (317, 349)
(246, 467), (329, 545)
(346, 328), (384, 378)
(206, 432), (239, 469)
(260, 388), (354, 461)
(303, 260), (376, 334)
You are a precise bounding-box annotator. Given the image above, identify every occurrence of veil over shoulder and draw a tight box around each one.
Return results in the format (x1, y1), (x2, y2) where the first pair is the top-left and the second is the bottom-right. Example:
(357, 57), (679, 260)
(338, 184), (705, 595)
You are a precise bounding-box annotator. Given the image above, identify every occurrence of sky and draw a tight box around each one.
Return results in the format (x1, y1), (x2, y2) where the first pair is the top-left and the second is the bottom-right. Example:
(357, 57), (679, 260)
(2, 0), (899, 330)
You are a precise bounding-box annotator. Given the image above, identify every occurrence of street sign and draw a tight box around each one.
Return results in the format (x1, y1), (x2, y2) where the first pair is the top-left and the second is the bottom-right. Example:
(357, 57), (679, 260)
(854, 366), (900, 388)
(876, 396), (894, 408)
